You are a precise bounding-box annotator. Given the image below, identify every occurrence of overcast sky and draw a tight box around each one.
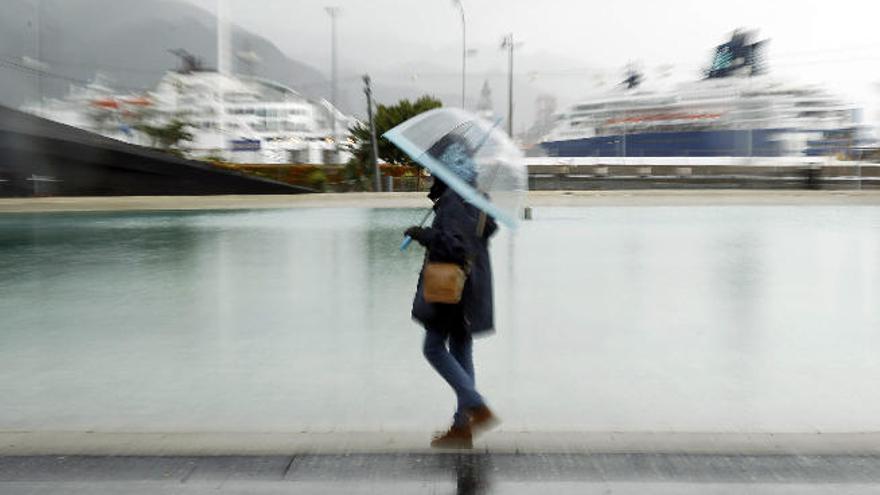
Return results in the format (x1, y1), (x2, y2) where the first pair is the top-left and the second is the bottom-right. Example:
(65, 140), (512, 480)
(185, 0), (880, 123)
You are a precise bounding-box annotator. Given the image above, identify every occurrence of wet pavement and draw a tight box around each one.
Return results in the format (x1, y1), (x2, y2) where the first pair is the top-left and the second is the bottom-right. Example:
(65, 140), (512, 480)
(3, 453), (880, 494)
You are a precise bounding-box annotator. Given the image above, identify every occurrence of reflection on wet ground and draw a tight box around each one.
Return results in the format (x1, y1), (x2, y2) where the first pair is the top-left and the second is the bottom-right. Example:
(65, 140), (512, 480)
(1, 206), (880, 433)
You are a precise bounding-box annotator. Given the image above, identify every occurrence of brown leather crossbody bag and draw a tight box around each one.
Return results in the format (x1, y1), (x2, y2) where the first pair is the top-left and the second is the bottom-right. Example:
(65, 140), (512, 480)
(421, 212), (487, 305)
(422, 262), (468, 304)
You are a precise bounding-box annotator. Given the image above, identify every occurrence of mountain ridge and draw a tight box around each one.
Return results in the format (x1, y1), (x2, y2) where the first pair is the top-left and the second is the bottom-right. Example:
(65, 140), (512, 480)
(0, 0), (340, 110)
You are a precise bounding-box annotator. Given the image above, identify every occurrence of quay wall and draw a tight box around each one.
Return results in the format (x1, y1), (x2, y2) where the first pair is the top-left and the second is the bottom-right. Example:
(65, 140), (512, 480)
(527, 161), (880, 190)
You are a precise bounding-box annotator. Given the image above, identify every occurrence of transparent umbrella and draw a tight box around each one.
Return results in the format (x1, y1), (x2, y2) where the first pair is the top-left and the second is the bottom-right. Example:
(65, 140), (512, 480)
(384, 108), (527, 234)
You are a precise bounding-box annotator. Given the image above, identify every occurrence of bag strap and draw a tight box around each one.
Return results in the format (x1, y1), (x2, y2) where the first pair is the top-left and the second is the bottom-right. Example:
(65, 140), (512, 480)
(462, 211), (488, 274)
(476, 211), (487, 238)
(425, 205), (486, 275)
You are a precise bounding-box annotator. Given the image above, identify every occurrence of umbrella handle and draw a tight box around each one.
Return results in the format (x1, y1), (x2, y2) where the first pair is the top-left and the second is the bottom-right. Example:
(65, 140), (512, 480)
(400, 236), (414, 251)
(401, 209), (434, 252)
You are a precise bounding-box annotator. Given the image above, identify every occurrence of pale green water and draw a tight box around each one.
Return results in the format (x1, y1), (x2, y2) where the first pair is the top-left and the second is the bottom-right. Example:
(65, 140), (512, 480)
(1, 206), (880, 432)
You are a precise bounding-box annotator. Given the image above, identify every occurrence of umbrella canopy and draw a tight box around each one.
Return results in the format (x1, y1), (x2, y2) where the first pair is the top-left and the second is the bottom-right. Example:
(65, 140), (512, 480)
(383, 108), (527, 228)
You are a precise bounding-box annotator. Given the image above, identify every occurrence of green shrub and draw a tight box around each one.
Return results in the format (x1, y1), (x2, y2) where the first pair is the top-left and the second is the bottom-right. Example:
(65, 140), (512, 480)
(307, 169), (327, 191)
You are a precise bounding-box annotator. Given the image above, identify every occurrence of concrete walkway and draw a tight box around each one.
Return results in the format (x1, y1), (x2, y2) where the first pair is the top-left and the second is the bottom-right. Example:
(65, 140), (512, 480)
(3, 431), (880, 456)
(3, 452), (880, 494)
(5, 431), (879, 492)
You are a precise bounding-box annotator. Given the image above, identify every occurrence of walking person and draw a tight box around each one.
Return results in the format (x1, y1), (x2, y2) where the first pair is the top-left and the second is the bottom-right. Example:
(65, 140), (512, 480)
(404, 136), (500, 449)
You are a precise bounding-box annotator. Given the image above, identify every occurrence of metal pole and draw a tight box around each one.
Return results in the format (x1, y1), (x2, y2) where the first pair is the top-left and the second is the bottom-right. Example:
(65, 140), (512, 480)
(35, 0), (43, 113)
(217, 0), (229, 156)
(503, 33), (514, 137)
(453, 0), (466, 108)
(325, 7), (340, 164)
(857, 150), (863, 191)
(363, 75), (381, 192)
(216, 0), (230, 75)
(746, 82), (753, 162)
(508, 34), (513, 137)
(747, 127), (753, 161)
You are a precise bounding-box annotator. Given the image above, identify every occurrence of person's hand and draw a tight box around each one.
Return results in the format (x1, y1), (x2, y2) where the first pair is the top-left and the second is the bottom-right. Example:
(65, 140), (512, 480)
(405, 226), (427, 242)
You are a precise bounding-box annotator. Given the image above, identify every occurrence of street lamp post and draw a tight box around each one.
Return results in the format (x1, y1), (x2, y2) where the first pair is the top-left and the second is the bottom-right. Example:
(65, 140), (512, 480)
(325, 6), (341, 164)
(363, 75), (382, 192)
(32, 0), (44, 113)
(501, 34), (520, 138)
(217, 0), (230, 157)
(452, 0), (466, 109)
(216, 0), (230, 75)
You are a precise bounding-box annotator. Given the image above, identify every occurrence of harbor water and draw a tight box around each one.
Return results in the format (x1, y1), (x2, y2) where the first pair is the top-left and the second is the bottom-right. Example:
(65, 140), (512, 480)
(1, 206), (879, 433)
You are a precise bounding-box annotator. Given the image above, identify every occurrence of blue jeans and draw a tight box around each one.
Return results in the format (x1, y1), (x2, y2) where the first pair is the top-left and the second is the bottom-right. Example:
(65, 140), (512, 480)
(423, 329), (484, 427)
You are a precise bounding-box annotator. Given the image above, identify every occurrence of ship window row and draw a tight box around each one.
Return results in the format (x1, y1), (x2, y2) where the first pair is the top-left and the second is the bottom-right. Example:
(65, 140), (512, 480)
(186, 120), (312, 132)
(251, 122), (312, 132)
(225, 92), (258, 103)
(227, 108), (309, 117)
(191, 121), (248, 131)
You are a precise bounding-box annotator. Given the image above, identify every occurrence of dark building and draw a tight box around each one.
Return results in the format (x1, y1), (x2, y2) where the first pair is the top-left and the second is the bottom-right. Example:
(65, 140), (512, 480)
(0, 105), (309, 197)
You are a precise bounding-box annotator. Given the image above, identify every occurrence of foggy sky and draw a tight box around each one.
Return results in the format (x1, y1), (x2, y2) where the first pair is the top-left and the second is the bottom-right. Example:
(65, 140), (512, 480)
(186, 0), (880, 126)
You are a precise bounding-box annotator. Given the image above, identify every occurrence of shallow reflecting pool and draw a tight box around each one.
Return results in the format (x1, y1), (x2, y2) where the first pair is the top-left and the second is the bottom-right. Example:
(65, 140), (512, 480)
(1, 206), (879, 432)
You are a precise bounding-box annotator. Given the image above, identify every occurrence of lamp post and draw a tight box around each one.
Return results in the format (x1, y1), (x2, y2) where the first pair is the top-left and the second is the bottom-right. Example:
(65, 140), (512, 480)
(452, 0), (466, 109)
(217, 0), (230, 156)
(363, 75), (381, 192)
(216, 0), (230, 75)
(501, 34), (520, 138)
(31, 0), (44, 113)
(325, 6), (341, 163)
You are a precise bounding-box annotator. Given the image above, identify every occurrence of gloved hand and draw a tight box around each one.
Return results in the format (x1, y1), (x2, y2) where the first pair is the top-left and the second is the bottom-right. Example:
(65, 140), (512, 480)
(404, 226), (428, 244)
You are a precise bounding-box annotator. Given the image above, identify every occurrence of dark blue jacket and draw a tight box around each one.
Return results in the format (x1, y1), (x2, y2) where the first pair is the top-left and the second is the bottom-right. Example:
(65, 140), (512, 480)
(411, 190), (497, 335)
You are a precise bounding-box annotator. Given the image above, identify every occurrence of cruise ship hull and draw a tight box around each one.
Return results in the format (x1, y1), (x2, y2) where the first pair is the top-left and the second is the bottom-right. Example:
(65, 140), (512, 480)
(0, 105), (308, 197)
(541, 129), (790, 158)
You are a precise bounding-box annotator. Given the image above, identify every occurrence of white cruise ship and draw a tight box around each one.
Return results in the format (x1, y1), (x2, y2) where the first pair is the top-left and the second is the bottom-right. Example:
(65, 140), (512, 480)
(21, 55), (356, 165)
(540, 31), (865, 158)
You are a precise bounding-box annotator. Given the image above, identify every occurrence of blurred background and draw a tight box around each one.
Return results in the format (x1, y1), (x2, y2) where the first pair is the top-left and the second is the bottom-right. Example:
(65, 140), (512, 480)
(1, 0), (878, 169)
(4, 5), (880, 490)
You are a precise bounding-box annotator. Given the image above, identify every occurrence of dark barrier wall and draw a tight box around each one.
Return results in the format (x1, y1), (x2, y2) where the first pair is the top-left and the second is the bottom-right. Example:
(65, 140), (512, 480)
(0, 106), (310, 197)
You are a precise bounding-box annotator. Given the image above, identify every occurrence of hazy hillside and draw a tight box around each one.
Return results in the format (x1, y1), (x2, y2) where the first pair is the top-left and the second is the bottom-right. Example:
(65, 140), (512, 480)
(0, 0), (340, 110)
(0, 0), (548, 131)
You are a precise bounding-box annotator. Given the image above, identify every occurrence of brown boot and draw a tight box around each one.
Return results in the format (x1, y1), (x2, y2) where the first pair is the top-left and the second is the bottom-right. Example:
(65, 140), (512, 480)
(468, 405), (500, 434)
(430, 424), (473, 449)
